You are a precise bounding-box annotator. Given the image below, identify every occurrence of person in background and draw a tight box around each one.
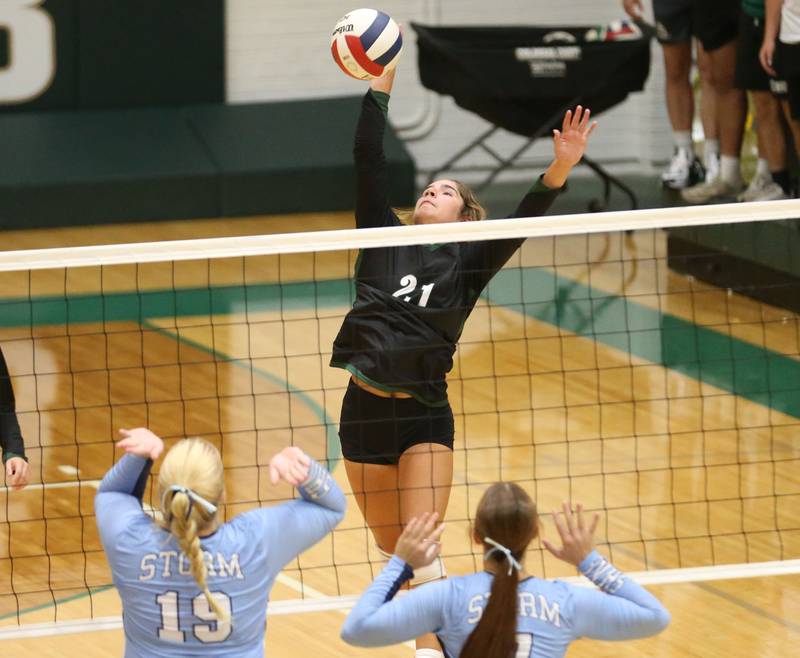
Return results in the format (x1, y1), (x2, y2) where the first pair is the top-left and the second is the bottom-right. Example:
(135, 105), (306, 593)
(681, 0), (749, 203)
(762, 0), (800, 192)
(736, 0), (792, 201)
(624, 0), (720, 189)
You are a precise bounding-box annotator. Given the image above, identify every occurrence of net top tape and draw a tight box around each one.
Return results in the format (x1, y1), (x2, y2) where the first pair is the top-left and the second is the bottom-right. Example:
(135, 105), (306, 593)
(1, 200), (797, 272)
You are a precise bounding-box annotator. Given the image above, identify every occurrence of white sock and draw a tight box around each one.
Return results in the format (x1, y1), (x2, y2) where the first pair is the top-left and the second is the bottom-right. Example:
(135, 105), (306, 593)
(415, 650), (444, 658)
(720, 155), (741, 186)
(704, 138), (720, 162)
(673, 130), (692, 151)
(755, 157), (770, 177)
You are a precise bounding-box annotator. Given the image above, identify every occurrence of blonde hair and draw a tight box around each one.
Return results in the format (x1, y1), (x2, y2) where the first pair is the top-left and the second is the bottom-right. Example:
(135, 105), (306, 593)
(158, 438), (227, 619)
(395, 178), (487, 225)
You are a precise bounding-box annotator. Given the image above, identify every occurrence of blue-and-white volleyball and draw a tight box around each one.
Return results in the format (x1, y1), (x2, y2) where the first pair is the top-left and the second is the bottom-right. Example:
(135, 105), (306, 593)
(330, 8), (403, 80)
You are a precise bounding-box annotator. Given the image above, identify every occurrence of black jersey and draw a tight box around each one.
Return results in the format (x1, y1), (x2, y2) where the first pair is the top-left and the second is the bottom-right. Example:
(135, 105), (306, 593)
(1, 347), (26, 462)
(330, 91), (560, 406)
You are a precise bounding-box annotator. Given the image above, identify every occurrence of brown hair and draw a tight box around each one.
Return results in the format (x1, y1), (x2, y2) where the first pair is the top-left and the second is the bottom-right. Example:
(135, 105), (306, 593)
(394, 179), (487, 224)
(158, 438), (227, 620)
(460, 482), (539, 658)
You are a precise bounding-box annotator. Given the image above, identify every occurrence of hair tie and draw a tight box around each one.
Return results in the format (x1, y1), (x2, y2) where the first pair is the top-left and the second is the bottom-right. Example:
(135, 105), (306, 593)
(484, 536), (522, 576)
(161, 485), (218, 521)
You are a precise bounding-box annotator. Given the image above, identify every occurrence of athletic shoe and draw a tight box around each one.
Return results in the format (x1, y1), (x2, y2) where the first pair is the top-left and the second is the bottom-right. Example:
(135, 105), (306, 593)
(742, 181), (789, 202)
(737, 170), (774, 202)
(681, 178), (742, 204)
(661, 149), (703, 189)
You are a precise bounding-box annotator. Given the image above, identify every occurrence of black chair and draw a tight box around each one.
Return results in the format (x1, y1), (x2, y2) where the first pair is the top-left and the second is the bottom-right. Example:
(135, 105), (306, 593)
(412, 22), (654, 210)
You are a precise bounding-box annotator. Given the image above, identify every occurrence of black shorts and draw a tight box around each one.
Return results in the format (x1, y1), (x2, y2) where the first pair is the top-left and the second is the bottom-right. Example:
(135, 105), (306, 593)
(338, 379), (454, 465)
(654, 0), (694, 44)
(774, 41), (800, 119)
(693, 0), (740, 52)
(735, 13), (771, 91)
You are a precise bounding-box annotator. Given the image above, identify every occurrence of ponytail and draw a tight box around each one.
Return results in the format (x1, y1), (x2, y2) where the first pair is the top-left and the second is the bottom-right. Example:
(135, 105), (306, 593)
(158, 438), (227, 621)
(460, 482), (539, 658)
(459, 548), (521, 658)
(168, 492), (227, 620)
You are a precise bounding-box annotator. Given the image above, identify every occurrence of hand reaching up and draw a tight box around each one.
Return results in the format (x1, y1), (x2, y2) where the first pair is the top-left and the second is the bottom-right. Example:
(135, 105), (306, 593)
(541, 501), (600, 567)
(116, 428), (164, 461)
(394, 512), (445, 570)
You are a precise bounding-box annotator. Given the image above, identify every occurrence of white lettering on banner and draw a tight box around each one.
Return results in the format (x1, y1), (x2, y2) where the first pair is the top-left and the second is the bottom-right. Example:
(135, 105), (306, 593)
(514, 46), (581, 62)
(0, 0), (55, 103)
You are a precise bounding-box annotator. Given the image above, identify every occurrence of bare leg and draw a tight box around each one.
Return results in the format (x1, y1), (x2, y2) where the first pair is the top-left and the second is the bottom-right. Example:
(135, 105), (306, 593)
(399, 443), (453, 653)
(344, 444), (454, 654)
(663, 42), (694, 132)
(782, 100), (800, 157)
(697, 42), (719, 141)
(705, 40), (747, 159)
(751, 90), (787, 171)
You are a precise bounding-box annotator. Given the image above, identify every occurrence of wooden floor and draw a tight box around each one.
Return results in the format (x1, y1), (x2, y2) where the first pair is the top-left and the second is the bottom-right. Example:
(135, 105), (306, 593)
(1, 214), (799, 655)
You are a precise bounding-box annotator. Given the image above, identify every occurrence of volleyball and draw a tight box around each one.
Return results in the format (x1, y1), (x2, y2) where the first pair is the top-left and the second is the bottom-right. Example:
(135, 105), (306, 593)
(330, 8), (403, 80)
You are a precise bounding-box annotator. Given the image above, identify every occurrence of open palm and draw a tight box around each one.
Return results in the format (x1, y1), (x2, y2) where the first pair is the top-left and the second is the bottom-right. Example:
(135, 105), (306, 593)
(552, 105), (597, 167)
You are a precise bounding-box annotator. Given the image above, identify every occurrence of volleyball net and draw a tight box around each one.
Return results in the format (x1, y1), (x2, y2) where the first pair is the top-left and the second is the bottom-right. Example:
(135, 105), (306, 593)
(1, 199), (799, 637)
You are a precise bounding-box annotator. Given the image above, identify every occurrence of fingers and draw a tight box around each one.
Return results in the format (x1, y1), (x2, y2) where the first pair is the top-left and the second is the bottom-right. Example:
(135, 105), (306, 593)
(541, 537), (560, 558)
(586, 120), (598, 138)
(576, 502), (585, 531)
(589, 511), (600, 536)
(551, 507), (569, 542)
(561, 109), (571, 133)
(269, 462), (280, 485)
(571, 105), (584, 130)
(562, 500), (576, 536)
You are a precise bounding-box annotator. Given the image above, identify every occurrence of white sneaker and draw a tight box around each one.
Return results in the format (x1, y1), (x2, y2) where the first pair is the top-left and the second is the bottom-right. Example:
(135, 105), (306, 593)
(681, 178), (742, 204)
(704, 153), (720, 184)
(661, 149), (700, 189)
(737, 170), (776, 202)
(743, 181), (789, 201)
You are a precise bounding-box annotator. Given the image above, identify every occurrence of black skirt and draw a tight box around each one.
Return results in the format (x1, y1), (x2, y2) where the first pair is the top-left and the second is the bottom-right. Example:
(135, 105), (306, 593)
(338, 379), (454, 465)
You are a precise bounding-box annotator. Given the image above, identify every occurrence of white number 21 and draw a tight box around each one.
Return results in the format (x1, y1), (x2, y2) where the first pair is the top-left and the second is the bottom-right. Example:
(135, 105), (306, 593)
(392, 275), (435, 307)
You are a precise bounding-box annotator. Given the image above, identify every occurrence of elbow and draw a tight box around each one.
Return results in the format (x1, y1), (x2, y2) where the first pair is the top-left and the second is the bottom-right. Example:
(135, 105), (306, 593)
(340, 621), (369, 647)
(655, 607), (671, 633)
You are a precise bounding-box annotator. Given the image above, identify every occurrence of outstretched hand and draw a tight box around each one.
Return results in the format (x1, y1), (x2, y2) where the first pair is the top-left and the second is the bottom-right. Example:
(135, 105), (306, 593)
(541, 501), (600, 567)
(394, 512), (445, 570)
(5, 457), (29, 491)
(552, 106), (597, 168)
(268, 446), (311, 486)
(116, 428), (164, 461)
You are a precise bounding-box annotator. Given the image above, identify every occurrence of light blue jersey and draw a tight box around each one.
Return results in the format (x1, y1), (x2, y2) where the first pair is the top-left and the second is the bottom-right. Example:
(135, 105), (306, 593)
(342, 553), (669, 657)
(95, 454), (345, 657)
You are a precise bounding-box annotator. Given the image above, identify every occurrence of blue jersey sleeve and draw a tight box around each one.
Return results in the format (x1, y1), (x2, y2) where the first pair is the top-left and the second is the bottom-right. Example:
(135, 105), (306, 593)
(341, 555), (450, 647)
(570, 550), (670, 640)
(254, 459), (346, 573)
(94, 454), (153, 558)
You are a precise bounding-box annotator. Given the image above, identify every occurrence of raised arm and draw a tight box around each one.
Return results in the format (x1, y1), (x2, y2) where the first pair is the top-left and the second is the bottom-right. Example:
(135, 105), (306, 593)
(94, 429), (161, 550)
(463, 107), (597, 289)
(342, 512), (448, 647)
(257, 447), (347, 572)
(354, 69), (399, 228)
(543, 501), (669, 641)
(570, 551), (670, 640)
(1, 348), (28, 490)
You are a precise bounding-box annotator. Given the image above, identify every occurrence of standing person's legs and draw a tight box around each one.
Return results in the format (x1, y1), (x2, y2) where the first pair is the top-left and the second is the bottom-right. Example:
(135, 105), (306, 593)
(655, 0), (703, 188)
(734, 10), (790, 200)
(697, 42), (721, 179)
(682, 0), (746, 202)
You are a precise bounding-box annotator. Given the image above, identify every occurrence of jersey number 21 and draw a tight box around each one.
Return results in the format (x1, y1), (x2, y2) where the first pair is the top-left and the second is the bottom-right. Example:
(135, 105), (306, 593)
(392, 275), (434, 307)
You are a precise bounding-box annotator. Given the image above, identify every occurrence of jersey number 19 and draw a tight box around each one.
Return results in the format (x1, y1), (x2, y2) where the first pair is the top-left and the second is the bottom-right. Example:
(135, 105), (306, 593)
(156, 590), (232, 643)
